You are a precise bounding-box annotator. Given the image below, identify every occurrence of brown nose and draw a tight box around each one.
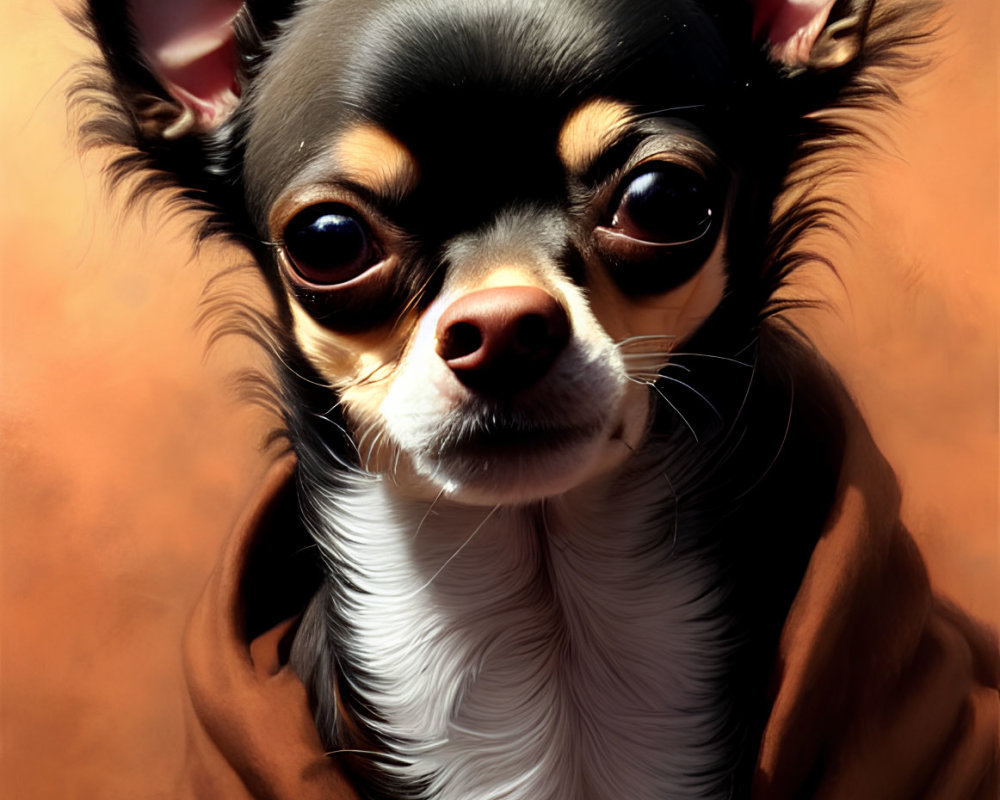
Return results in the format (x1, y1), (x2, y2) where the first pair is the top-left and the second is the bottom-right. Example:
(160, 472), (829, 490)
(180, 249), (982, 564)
(435, 286), (571, 395)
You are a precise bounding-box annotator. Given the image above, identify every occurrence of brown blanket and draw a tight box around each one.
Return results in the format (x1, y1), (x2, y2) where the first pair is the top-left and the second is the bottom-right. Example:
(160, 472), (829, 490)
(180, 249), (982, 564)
(179, 405), (999, 799)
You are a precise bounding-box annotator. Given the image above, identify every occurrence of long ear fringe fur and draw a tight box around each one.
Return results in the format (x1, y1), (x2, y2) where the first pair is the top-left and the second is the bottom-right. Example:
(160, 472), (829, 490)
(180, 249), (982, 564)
(65, 5), (275, 244)
(65, 0), (308, 455)
(194, 258), (308, 454)
(66, 5), (302, 455)
(760, 0), (941, 324)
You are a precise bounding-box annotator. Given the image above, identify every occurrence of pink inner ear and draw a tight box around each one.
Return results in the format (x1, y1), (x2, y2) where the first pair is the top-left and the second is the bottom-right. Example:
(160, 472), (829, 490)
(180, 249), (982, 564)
(753, 0), (837, 64)
(132, 0), (243, 130)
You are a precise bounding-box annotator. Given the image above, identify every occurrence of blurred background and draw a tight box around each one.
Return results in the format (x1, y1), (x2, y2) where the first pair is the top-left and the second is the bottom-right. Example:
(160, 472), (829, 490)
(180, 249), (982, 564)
(1, 1), (996, 796)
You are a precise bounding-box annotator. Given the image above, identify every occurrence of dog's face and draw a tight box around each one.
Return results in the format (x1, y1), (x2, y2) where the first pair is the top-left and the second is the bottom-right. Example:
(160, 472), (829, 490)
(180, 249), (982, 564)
(246, 0), (742, 503)
(87, 0), (869, 503)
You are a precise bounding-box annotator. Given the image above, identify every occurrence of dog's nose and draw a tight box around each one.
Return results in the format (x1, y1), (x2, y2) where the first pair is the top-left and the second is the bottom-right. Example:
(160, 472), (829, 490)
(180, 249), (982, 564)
(435, 286), (571, 395)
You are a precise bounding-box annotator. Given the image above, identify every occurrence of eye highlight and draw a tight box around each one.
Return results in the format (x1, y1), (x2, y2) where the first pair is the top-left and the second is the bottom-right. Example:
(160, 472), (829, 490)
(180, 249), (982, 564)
(282, 203), (379, 285)
(593, 159), (727, 296)
(611, 163), (714, 245)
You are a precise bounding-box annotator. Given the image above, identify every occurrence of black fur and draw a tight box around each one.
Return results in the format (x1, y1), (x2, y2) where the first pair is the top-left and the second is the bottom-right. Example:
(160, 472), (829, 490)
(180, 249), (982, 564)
(72, 1), (937, 796)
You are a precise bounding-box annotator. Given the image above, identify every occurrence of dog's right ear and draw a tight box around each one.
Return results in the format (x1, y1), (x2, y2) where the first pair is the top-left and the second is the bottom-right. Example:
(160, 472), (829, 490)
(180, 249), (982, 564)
(127, 0), (243, 138)
(80, 1), (297, 237)
(86, 0), (249, 140)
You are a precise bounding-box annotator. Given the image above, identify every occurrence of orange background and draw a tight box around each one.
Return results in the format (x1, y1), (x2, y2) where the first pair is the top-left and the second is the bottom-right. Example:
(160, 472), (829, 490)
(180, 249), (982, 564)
(1, 1), (996, 796)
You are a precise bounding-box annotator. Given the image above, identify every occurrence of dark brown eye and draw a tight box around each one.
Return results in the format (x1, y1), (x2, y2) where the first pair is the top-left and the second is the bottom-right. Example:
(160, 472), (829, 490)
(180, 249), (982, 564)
(594, 161), (726, 296)
(283, 204), (378, 285)
(611, 163), (714, 245)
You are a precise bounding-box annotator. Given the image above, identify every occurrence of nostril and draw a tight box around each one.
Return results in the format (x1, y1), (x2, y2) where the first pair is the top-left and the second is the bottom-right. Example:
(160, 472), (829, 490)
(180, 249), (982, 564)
(438, 321), (483, 361)
(434, 286), (571, 395)
(514, 313), (549, 353)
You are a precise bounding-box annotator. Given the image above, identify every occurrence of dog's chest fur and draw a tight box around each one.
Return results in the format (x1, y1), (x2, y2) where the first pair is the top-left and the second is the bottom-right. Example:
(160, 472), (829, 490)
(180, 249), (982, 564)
(307, 452), (732, 800)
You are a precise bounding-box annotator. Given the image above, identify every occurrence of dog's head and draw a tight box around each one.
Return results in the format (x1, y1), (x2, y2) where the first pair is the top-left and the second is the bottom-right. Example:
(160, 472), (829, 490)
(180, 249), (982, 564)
(82, 0), (892, 503)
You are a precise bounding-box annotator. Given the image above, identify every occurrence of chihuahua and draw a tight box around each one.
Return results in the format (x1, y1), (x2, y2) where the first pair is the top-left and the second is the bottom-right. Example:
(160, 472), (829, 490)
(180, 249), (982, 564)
(79, 0), (933, 797)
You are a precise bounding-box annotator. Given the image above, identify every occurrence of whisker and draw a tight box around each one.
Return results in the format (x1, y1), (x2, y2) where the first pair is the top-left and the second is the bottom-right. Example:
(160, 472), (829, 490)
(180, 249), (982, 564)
(364, 430), (386, 472)
(634, 103), (708, 119)
(320, 398), (344, 418)
(622, 353), (691, 372)
(353, 422), (379, 467)
(666, 352), (754, 369)
(660, 466), (680, 558)
(408, 505), (500, 596)
(413, 486), (448, 540)
(625, 365), (671, 380)
(392, 446), (402, 483)
(637, 378), (700, 442)
(354, 360), (395, 388)
(662, 362), (692, 374)
(615, 334), (678, 349)
(657, 375), (723, 421)
(735, 380), (794, 500)
(393, 262), (445, 331)
(323, 748), (411, 764)
(731, 359), (757, 427)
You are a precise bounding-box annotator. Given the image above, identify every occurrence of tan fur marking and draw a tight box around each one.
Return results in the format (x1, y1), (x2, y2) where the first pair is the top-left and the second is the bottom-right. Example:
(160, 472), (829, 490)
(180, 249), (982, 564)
(587, 233), (728, 352)
(289, 298), (415, 471)
(453, 267), (548, 293)
(558, 99), (633, 174)
(333, 123), (419, 197)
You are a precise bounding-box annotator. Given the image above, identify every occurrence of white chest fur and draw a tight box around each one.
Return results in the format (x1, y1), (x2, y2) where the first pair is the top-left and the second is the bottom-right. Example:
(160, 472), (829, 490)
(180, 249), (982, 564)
(312, 466), (734, 800)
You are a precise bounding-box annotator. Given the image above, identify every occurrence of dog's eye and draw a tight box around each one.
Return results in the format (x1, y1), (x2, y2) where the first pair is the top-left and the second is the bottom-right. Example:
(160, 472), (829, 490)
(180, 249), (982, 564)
(282, 204), (378, 285)
(610, 163), (714, 245)
(594, 162), (725, 295)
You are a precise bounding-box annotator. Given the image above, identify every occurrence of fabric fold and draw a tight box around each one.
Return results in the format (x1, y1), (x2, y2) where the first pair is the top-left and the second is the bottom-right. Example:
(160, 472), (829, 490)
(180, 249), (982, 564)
(179, 415), (998, 798)
(179, 456), (358, 799)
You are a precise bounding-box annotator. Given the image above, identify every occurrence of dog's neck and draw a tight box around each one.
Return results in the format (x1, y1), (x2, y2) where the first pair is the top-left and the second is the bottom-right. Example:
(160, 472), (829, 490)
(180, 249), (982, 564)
(289, 329), (845, 799)
(306, 441), (736, 800)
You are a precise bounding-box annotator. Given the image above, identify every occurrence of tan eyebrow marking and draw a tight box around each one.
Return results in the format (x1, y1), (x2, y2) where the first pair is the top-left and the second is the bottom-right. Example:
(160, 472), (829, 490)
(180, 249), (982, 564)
(332, 123), (419, 198)
(557, 98), (633, 174)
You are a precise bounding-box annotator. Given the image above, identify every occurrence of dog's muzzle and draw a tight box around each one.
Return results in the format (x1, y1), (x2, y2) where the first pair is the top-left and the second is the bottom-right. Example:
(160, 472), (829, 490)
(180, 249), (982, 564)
(435, 286), (571, 397)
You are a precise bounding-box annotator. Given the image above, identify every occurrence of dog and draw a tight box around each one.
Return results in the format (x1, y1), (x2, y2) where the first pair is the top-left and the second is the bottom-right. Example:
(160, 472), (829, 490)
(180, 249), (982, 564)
(77, 1), (951, 797)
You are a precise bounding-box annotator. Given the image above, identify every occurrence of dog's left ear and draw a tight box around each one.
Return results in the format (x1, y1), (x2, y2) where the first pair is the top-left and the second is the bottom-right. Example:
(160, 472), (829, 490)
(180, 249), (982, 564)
(97, 0), (245, 138)
(81, 1), (294, 236)
(752, 0), (874, 70)
(129, 0), (243, 135)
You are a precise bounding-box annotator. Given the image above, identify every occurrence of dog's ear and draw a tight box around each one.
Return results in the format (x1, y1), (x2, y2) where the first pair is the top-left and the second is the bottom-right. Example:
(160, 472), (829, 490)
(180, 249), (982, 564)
(128, 0), (244, 137)
(752, 0), (874, 70)
(80, 1), (297, 238)
(87, 0), (245, 140)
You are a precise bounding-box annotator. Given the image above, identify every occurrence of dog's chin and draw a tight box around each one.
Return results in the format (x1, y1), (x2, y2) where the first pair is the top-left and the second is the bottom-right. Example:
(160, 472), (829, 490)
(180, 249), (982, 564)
(399, 416), (637, 506)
